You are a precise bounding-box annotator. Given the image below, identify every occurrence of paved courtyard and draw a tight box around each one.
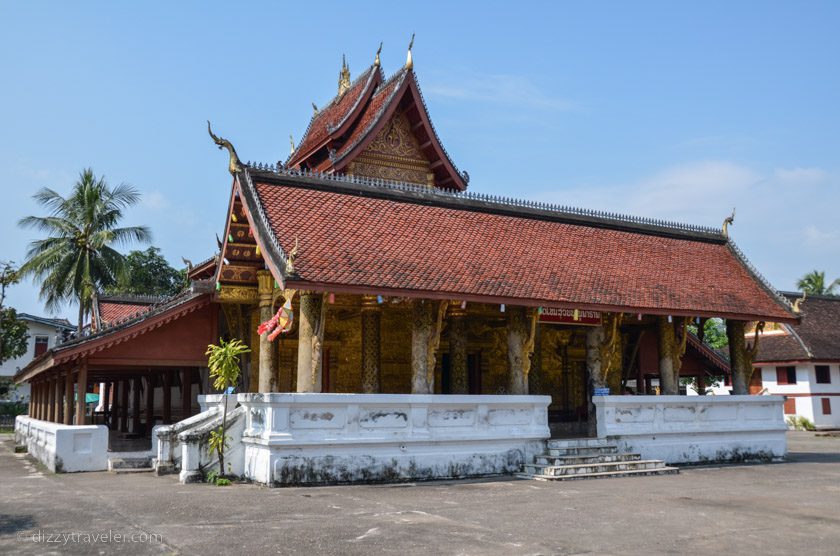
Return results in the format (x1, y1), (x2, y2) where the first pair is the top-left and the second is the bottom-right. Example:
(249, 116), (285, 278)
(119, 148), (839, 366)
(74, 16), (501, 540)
(2, 431), (839, 555)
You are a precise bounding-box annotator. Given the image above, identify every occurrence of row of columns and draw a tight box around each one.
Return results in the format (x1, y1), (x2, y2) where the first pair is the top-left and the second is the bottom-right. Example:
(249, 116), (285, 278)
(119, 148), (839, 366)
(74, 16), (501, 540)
(28, 367), (197, 431)
(28, 361), (88, 425)
(251, 279), (756, 397)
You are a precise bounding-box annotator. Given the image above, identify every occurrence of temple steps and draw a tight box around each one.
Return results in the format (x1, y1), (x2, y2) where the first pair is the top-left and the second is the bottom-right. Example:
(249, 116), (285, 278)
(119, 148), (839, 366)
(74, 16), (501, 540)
(520, 438), (678, 481)
(108, 454), (153, 474)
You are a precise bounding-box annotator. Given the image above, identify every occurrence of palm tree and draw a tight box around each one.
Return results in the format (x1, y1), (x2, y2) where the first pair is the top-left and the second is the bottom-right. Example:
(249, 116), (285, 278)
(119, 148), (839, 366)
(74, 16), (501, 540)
(205, 338), (250, 478)
(796, 270), (840, 296)
(18, 168), (151, 332)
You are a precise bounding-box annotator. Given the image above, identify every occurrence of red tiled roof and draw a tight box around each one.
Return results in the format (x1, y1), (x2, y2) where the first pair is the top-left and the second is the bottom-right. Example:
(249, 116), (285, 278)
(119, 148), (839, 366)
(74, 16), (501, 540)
(288, 66), (378, 167)
(247, 175), (794, 322)
(98, 300), (155, 325)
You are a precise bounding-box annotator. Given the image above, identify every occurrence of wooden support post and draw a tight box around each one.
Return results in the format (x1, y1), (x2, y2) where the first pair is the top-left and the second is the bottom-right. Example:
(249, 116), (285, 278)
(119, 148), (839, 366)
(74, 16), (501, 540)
(361, 295), (382, 393)
(180, 368), (191, 420)
(102, 381), (111, 425)
(47, 377), (56, 422)
(74, 361), (88, 425)
(162, 371), (172, 424)
(111, 380), (120, 429)
(131, 377), (142, 433)
(257, 270), (276, 393)
(119, 378), (129, 432)
(63, 371), (73, 425)
(145, 374), (155, 436)
(53, 377), (62, 423)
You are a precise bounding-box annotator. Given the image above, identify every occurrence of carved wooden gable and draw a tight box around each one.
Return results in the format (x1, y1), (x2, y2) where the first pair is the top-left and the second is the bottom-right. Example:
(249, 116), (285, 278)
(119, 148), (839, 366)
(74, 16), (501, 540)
(350, 112), (434, 187)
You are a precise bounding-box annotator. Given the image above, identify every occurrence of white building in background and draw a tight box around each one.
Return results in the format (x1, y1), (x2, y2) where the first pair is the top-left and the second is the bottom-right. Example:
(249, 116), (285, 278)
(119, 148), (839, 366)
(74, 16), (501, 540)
(0, 314), (73, 401)
(753, 293), (840, 430)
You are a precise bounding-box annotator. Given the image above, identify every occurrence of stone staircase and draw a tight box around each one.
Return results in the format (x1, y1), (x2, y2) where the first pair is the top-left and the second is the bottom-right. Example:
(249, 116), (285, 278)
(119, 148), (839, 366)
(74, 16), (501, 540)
(107, 452), (154, 474)
(518, 438), (678, 481)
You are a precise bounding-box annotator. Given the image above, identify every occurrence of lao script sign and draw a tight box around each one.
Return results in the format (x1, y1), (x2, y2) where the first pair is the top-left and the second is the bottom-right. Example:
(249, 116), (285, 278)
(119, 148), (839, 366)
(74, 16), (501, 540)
(538, 307), (602, 326)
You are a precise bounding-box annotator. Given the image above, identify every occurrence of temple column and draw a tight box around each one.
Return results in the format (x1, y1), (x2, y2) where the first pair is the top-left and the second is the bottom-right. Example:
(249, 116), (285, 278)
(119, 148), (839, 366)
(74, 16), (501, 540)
(31, 383), (38, 418)
(131, 377), (142, 433)
(411, 299), (445, 394)
(111, 381), (121, 428)
(162, 371), (172, 424)
(657, 317), (677, 395)
(447, 303), (468, 395)
(181, 369), (192, 419)
(296, 292), (326, 393)
(47, 377), (56, 422)
(102, 381), (111, 423)
(119, 378), (129, 432)
(726, 320), (748, 395)
(507, 307), (536, 395)
(74, 361), (88, 426)
(53, 377), (61, 423)
(257, 270), (276, 393)
(145, 374), (155, 435)
(63, 371), (73, 425)
(360, 295), (381, 393)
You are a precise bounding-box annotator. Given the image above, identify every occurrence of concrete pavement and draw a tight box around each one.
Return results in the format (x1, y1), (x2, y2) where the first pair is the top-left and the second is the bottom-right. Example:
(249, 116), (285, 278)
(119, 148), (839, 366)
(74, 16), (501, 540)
(2, 431), (839, 555)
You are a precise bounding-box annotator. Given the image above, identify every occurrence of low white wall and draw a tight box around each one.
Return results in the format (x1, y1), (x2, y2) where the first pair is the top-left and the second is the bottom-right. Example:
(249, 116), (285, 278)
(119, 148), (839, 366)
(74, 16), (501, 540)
(14, 416), (108, 472)
(594, 395), (787, 464)
(237, 393), (551, 486)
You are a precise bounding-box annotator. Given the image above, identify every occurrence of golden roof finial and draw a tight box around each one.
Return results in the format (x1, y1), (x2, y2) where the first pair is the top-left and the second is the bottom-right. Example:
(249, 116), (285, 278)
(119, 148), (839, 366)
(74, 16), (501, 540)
(311, 102), (319, 116)
(722, 207), (736, 239)
(792, 291), (807, 314)
(374, 42), (383, 67)
(405, 33), (415, 70)
(289, 134), (295, 156)
(338, 54), (351, 95)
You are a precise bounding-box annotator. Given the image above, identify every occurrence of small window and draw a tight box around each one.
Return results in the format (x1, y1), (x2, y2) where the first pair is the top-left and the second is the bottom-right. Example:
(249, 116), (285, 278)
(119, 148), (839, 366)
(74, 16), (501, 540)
(33, 336), (49, 357)
(816, 365), (831, 384)
(822, 398), (832, 415)
(784, 397), (796, 414)
(776, 366), (797, 385)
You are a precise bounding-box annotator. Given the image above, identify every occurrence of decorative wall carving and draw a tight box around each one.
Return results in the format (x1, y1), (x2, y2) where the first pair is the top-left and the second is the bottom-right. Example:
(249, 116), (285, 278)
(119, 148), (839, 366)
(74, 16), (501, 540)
(353, 112), (433, 187)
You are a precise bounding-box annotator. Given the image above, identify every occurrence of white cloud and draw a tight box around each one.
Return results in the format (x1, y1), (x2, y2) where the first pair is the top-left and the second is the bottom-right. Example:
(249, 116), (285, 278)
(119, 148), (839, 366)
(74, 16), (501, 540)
(424, 73), (577, 111)
(773, 167), (828, 184)
(803, 225), (840, 244)
(141, 191), (169, 210)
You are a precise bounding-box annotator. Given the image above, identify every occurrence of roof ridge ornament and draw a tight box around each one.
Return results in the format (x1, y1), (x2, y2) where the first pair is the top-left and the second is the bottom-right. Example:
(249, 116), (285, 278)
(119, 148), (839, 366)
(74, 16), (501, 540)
(289, 134), (296, 156)
(792, 291), (807, 314)
(405, 33), (415, 70)
(312, 102), (319, 116)
(338, 54), (351, 95)
(375, 41), (383, 67)
(722, 207), (735, 239)
(207, 121), (242, 175)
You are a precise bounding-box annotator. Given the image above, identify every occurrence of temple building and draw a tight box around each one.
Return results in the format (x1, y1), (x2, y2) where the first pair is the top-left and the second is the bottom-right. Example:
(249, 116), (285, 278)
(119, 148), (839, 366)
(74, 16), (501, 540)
(752, 293), (840, 429)
(15, 43), (795, 481)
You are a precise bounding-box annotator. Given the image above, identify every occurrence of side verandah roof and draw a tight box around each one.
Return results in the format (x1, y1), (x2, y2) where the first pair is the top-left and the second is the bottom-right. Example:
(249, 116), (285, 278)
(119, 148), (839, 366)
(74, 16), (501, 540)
(235, 167), (796, 323)
(755, 293), (840, 363)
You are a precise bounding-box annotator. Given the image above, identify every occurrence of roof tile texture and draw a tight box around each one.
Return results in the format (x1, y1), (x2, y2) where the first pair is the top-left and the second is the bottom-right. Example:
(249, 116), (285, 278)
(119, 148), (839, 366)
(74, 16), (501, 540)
(254, 181), (791, 320)
(99, 302), (152, 325)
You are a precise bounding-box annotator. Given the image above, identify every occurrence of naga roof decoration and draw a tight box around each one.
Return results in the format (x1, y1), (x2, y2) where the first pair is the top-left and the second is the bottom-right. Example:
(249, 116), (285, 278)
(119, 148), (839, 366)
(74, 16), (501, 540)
(233, 166), (796, 323)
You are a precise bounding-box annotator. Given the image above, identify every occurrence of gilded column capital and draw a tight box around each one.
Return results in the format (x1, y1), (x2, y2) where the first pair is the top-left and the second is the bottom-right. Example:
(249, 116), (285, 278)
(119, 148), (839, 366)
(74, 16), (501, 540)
(256, 270), (274, 305)
(447, 301), (467, 318)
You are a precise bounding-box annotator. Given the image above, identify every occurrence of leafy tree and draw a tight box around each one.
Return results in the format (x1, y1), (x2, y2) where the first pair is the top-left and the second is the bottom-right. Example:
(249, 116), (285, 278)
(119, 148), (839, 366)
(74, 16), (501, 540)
(106, 247), (186, 297)
(18, 169), (151, 332)
(205, 338), (250, 480)
(0, 262), (29, 366)
(687, 318), (728, 350)
(796, 270), (840, 296)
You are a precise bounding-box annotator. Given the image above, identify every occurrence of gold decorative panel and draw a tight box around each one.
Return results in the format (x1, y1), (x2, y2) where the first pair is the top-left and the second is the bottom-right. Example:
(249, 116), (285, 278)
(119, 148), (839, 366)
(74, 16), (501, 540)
(352, 112), (433, 187)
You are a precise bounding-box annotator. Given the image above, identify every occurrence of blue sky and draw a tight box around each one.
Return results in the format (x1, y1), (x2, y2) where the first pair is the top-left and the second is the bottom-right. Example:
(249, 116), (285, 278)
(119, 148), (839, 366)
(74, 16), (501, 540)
(2, 1), (839, 318)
